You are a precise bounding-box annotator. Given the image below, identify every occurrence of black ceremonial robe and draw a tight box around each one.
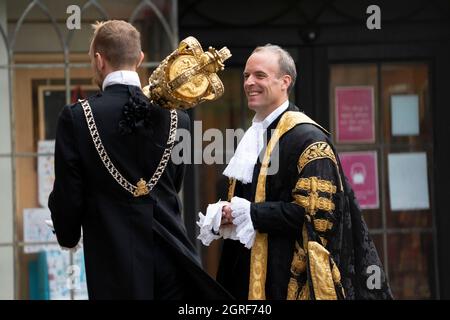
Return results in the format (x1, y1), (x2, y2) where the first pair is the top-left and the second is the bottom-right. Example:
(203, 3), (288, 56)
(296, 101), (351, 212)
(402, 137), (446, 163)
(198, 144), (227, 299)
(217, 104), (392, 300)
(49, 84), (232, 300)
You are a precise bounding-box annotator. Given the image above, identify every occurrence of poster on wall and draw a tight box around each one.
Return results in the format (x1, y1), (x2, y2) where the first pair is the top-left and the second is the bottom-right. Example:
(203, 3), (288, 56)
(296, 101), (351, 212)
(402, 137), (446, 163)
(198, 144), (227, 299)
(38, 140), (55, 208)
(339, 151), (379, 209)
(45, 249), (88, 300)
(335, 86), (375, 143)
(45, 250), (71, 300)
(391, 94), (420, 136)
(72, 249), (89, 300)
(24, 209), (88, 299)
(388, 152), (430, 211)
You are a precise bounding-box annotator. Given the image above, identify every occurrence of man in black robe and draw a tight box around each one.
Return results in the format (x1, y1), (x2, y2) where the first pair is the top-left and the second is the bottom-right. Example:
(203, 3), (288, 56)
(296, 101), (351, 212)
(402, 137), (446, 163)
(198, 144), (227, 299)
(48, 20), (232, 300)
(212, 44), (393, 300)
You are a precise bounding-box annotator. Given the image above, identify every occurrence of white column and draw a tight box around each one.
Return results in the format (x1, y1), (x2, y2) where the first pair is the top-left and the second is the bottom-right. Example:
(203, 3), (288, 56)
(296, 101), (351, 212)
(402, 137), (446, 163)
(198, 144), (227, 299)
(0, 0), (13, 243)
(0, 0), (14, 300)
(0, 246), (14, 299)
(0, 0), (10, 154)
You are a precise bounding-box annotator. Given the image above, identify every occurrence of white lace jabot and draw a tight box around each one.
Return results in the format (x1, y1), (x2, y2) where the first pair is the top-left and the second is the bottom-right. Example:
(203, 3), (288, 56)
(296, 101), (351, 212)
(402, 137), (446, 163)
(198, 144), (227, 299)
(223, 100), (289, 184)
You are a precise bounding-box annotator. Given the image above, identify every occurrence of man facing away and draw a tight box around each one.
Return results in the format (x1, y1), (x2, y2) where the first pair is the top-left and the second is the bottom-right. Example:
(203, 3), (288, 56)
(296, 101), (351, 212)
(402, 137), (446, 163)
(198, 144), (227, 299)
(49, 20), (232, 300)
(203, 44), (393, 300)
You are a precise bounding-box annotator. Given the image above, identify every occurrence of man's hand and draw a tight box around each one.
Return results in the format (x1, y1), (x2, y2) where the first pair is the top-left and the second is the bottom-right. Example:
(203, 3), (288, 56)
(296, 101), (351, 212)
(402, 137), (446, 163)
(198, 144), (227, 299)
(221, 204), (233, 225)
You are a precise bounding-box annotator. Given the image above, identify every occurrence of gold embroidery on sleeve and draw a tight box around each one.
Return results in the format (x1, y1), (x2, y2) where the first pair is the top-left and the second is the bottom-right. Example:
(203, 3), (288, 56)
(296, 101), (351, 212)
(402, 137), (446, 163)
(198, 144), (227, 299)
(292, 176), (336, 215)
(287, 175), (343, 300)
(313, 219), (334, 233)
(298, 142), (337, 173)
(293, 194), (335, 214)
(297, 142), (343, 191)
(294, 177), (336, 194)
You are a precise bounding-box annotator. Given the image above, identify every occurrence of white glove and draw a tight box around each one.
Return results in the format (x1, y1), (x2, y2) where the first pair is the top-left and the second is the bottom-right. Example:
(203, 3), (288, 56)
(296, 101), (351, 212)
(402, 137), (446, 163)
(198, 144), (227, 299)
(196, 201), (228, 246)
(196, 211), (221, 246)
(197, 200), (241, 246)
(219, 223), (238, 241)
(230, 197), (256, 249)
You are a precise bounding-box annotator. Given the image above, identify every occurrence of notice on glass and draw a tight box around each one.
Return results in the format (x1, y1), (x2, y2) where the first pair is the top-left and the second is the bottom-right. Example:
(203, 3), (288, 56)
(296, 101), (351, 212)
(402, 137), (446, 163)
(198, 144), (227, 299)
(388, 152), (430, 211)
(335, 86), (375, 143)
(391, 94), (420, 136)
(38, 140), (55, 208)
(339, 151), (379, 209)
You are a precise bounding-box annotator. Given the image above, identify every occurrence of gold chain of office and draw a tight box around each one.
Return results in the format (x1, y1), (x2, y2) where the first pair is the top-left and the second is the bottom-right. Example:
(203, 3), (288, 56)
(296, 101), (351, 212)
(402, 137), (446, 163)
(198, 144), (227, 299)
(80, 99), (178, 197)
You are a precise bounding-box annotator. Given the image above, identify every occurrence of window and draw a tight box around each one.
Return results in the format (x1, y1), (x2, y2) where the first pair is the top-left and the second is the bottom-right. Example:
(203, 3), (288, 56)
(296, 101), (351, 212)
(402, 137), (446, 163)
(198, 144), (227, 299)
(330, 62), (437, 299)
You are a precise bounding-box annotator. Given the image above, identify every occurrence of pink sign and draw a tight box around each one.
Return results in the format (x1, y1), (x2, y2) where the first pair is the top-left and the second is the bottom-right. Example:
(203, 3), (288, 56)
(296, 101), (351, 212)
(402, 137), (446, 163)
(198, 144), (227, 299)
(339, 151), (379, 209)
(335, 86), (375, 143)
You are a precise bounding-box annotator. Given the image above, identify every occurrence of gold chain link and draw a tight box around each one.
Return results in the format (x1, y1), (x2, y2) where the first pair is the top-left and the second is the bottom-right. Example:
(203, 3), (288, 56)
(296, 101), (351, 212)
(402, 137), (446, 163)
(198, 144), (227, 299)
(80, 99), (178, 196)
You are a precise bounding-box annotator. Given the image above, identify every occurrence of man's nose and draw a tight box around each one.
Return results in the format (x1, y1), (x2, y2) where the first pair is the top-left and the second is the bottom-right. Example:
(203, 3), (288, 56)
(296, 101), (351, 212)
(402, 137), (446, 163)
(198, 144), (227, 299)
(244, 75), (255, 86)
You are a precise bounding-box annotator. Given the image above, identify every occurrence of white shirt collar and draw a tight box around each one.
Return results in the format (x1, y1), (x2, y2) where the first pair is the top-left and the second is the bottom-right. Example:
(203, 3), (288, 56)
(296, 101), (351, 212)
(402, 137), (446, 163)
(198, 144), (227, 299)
(252, 100), (289, 129)
(102, 70), (141, 91)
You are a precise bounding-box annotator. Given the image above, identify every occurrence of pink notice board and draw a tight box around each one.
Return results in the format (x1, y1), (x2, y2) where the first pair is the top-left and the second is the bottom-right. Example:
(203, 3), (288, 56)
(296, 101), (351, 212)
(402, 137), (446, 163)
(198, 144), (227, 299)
(335, 86), (375, 143)
(339, 151), (379, 209)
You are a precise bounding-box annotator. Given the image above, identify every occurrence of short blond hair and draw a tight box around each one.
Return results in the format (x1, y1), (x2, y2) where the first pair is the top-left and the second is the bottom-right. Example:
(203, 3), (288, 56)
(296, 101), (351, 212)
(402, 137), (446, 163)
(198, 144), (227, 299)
(91, 20), (142, 69)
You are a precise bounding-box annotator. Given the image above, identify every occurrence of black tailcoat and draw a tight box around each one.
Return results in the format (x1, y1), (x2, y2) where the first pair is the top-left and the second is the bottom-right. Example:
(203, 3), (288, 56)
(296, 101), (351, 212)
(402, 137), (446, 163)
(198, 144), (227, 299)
(49, 84), (232, 300)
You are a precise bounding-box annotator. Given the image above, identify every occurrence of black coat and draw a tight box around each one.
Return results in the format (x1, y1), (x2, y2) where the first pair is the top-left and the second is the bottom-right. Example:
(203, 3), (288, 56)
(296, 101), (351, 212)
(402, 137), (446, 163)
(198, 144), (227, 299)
(49, 84), (232, 300)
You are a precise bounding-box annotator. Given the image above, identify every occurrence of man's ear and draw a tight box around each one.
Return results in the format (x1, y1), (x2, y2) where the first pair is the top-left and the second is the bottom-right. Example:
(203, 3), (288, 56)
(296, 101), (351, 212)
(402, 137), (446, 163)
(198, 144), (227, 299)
(281, 75), (292, 92)
(94, 52), (104, 70)
(136, 51), (145, 68)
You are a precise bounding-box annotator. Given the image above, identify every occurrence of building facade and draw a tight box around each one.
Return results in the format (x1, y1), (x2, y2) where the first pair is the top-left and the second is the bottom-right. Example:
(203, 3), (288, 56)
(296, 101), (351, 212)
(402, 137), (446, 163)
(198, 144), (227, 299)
(0, 0), (449, 299)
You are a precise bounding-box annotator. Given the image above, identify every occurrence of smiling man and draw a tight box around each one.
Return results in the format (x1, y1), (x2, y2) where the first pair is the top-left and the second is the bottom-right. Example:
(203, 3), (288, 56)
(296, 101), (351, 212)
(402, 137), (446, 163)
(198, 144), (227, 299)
(211, 44), (393, 300)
